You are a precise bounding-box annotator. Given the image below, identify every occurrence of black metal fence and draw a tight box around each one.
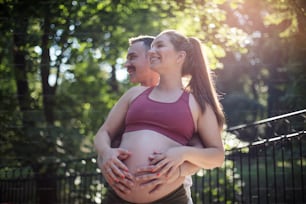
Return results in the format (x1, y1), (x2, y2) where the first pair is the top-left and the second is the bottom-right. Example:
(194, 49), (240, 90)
(192, 109), (306, 204)
(1, 110), (305, 204)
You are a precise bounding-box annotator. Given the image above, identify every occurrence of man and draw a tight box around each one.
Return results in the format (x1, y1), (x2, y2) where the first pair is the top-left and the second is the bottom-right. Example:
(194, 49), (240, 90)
(125, 36), (159, 87)
(98, 35), (204, 203)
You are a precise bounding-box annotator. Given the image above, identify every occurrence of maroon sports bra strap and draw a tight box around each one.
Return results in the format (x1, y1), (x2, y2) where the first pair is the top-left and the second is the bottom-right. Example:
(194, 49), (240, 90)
(181, 91), (190, 103)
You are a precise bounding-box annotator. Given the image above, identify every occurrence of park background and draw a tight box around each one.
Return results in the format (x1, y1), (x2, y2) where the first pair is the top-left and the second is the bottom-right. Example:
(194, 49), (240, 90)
(0, 0), (305, 203)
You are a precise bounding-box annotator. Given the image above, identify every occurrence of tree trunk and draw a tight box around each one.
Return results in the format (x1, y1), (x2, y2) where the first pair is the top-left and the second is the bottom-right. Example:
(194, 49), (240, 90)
(12, 19), (32, 126)
(40, 11), (55, 125)
(36, 11), (58, 204)
(12, 13), (57, 204)
(109, 64), (119, 92)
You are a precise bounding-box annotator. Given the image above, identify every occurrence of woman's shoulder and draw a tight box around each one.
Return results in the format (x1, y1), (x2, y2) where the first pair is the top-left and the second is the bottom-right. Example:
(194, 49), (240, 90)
(124, 86), (151, 103)
(189, 93), (214, 114)
(188, 93), (201, 112)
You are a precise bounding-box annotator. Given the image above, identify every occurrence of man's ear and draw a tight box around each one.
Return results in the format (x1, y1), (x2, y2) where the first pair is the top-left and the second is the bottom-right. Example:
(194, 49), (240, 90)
(176, 51), (186, 64)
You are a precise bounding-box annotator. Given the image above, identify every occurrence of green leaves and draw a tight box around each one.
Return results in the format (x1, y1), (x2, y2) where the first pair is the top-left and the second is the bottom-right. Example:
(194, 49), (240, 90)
(1, 0), (305, 169)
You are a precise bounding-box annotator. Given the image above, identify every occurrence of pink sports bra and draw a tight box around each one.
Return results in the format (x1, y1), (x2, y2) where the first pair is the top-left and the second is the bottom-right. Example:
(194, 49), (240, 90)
(124, 87), (195, 145)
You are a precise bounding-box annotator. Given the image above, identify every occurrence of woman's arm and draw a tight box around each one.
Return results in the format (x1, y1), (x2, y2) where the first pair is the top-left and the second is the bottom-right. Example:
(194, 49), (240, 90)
(186, 93), (225, 169)
(182, 105), (226, 169)
(146, 104), (224, 176)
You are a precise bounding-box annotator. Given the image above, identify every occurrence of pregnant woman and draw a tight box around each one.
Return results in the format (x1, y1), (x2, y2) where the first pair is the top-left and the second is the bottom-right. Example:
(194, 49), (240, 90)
(94, 29), (225, 203)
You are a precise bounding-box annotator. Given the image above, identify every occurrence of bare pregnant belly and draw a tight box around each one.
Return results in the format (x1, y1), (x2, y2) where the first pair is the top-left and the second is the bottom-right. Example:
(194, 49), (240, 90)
(118, 130), (185, 203)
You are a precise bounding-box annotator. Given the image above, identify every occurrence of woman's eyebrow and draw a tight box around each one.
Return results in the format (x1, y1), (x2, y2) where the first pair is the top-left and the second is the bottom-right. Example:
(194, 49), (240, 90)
(151, 40), (162, 47)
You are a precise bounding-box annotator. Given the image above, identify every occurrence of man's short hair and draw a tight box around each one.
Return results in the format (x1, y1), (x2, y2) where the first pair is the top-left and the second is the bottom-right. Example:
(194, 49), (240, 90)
(128, 35), (155, 50)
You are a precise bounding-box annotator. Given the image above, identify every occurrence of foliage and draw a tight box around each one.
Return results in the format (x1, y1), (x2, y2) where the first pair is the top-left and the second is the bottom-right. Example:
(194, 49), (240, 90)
(0, 0), (305, 202)
(217, 0), (306, 126)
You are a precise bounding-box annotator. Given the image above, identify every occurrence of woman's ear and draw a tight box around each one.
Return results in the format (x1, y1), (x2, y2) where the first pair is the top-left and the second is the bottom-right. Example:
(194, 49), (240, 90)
(176, 51), (186, 64)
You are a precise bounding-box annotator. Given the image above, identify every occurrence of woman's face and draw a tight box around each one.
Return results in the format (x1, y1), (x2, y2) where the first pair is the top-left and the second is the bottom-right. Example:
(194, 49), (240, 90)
(148, 34), (181, 73)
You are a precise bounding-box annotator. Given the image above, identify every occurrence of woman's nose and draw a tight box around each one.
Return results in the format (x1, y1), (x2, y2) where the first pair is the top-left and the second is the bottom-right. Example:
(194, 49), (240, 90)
(147, 48), (155, 56)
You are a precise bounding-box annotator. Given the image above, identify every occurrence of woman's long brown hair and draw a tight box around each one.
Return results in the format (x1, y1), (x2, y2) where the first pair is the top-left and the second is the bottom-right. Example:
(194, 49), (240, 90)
(160, 30), (225, 129)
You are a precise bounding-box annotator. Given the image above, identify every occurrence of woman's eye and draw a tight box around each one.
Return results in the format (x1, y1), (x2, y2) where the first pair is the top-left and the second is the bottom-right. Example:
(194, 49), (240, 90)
(156, 44), (163, 48)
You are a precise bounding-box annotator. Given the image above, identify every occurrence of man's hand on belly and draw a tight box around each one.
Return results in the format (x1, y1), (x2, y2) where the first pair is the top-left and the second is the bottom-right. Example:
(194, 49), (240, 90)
(98, 148), (135, 194)
(109, 174), (135, 195)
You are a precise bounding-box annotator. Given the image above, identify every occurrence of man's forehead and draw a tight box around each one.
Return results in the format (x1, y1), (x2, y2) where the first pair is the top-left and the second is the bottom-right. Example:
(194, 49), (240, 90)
(127, 42), (145, 55)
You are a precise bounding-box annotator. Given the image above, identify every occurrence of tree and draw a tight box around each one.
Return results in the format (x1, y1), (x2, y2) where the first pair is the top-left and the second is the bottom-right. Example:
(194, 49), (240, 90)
(0, 0), (199, 202)
(1, 0), (305, 202)
(210, 0), (306, 126)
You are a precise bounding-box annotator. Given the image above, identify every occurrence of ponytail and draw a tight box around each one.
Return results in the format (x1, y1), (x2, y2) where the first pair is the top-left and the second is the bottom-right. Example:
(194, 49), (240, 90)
(184, 37), (225, 129)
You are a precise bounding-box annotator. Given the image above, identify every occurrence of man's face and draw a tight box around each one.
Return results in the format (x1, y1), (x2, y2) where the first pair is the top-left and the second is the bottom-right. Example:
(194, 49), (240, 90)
(125, 41), (152, 84)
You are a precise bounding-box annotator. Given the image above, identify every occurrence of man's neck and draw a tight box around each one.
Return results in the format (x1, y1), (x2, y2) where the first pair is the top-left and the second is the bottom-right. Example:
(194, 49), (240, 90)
(141, 78), (159, 87)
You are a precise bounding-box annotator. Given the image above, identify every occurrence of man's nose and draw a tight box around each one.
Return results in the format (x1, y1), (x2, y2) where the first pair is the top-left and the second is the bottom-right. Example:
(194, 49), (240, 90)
(124, 60), (130, 67)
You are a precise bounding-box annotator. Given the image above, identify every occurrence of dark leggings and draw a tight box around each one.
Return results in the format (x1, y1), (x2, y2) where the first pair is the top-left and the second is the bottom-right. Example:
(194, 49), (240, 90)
(102, 185), (188, 204)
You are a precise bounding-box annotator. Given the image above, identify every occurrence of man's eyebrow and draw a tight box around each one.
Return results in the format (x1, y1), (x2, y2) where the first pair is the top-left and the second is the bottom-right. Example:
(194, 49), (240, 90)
(128, 52), (137, 55)
(127, 52), (137, 58)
